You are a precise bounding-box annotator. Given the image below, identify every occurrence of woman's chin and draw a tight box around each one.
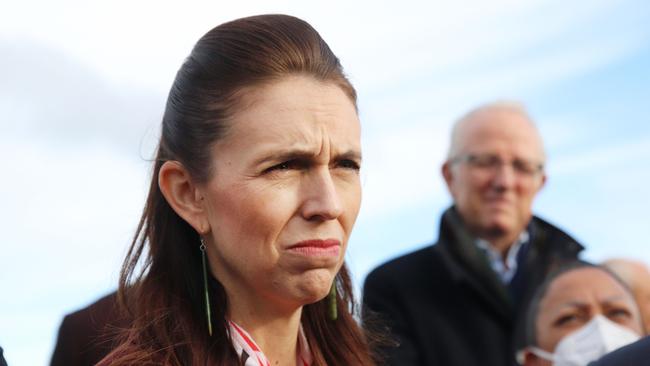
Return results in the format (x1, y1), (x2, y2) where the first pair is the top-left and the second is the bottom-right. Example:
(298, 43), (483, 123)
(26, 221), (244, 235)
(290, 271), (336, 305)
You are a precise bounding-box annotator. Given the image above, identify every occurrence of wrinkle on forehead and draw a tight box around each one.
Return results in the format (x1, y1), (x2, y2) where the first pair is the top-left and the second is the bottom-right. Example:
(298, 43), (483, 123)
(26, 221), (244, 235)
(242, 107), (358, 159)
(241, 75), (355, 114)
(538, 268), (637, 321)
(210, 75), (361, 171)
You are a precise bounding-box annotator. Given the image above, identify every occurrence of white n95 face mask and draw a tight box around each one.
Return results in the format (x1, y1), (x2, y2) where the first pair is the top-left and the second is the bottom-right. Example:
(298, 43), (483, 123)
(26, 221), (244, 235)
(525, 314), (640, 366)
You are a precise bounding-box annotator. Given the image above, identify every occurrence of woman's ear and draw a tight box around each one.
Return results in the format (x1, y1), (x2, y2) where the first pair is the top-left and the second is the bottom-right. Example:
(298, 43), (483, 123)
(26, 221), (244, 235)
(158, 161), (209, 234)
(520, 349), (542, 366)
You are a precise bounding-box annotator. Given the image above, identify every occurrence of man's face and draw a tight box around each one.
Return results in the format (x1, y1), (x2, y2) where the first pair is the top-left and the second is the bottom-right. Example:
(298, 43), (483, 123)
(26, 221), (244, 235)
(443, 110), (546, 241)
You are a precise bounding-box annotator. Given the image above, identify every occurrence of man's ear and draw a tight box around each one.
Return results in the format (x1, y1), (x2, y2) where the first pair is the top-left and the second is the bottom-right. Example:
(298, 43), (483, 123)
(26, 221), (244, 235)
(158, 161), (209, 234)
(441, 161), (454, 193)
(536, 172), (547, 194)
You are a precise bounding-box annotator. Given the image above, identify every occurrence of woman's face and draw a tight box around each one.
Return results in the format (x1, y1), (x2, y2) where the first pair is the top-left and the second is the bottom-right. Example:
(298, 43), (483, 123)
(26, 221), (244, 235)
(200, 75), (361, 314)
(533, 267), (642, 362)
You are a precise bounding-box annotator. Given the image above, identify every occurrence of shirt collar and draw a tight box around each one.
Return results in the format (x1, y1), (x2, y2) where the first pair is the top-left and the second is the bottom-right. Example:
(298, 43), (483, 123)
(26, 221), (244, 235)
(475, 231), (529, 283)
(228, 320), (312, 366)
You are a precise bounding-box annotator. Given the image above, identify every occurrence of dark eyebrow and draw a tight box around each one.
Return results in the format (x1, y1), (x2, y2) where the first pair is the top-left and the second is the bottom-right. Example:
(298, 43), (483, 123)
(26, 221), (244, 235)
(334, 150), (363, 162)
(557, 301), (588, 310)
(254, 149), (362, 166)
(253, 149), (315, 166)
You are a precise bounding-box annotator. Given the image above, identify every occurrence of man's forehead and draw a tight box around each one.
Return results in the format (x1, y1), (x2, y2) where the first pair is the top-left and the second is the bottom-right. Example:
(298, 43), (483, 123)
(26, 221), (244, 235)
(456, 111), (543, 153)
(462, 109), (535, 136)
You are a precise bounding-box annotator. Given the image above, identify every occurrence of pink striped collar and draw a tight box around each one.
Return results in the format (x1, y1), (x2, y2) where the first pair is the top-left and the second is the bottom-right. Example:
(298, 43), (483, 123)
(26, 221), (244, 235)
(228, 320), (313, 366)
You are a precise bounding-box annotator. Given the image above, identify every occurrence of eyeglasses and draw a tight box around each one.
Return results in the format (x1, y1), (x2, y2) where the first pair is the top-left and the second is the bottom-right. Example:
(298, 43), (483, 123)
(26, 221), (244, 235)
(451, 153), (544, 176)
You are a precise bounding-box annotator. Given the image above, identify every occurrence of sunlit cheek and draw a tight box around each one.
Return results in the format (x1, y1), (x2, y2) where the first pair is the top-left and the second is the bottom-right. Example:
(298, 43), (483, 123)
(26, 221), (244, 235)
(536, 333), (554, 352)
(212, 187), (281, 255)
(347, 183), (362, 208)
(546, 331), (567, 352)
(464, 170), (484, 186)
(344, 197), (362, 232)
(612, 318), (633, 330)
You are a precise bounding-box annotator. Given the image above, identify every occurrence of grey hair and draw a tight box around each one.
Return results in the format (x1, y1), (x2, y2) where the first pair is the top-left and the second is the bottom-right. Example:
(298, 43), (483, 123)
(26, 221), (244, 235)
(446, 100), (538, 159)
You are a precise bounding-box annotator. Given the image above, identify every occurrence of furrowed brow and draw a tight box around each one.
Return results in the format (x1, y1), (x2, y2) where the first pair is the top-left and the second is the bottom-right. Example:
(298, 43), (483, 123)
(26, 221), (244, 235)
(557, 301), (589, 311)
(254, 148), (362, 167)
(254, 149), (316, 166)
(602, 295), (632, 305)
(334, 150), (363, 162)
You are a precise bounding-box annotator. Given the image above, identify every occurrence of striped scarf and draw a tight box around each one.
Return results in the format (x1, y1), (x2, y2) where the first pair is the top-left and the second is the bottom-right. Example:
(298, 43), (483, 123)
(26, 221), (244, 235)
(228, 320), (312, 366)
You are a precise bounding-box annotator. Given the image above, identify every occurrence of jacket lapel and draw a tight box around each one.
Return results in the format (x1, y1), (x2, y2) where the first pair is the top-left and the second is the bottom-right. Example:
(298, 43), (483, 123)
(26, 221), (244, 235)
(438, 208), (513, 322)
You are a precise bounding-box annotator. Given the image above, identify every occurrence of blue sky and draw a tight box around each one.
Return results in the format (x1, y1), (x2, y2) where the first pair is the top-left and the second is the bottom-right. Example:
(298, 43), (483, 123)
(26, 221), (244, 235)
(1, 0), (649, 364)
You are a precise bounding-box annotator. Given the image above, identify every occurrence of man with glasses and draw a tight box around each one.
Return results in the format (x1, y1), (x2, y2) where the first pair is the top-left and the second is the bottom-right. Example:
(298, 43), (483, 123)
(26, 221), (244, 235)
(363, 102), (583, 366)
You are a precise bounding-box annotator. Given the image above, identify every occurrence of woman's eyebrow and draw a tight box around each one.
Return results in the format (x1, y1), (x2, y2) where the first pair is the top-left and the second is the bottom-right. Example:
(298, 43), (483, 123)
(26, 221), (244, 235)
(601, 295), (633, 305)
(334, 150), (363, 162)
(254, 149), (363, 166)
(556, 300), (589, 311)
(253, 149), (316, 166)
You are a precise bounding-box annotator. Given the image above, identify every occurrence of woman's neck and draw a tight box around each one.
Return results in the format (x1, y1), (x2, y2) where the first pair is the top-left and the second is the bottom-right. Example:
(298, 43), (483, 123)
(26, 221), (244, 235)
(229, 299), (304, 365)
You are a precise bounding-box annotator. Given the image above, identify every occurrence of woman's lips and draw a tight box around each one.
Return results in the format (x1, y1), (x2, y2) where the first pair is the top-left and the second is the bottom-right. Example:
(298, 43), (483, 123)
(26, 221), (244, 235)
(286, 239), (341, 257)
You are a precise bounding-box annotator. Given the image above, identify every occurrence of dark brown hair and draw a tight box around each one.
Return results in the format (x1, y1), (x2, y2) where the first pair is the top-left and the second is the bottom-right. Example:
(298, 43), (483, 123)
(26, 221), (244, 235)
(103, 14), (374, 366)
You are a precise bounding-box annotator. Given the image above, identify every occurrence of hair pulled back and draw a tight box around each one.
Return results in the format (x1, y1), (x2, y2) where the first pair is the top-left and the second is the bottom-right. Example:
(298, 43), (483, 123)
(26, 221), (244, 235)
(106, 14), (373, 366)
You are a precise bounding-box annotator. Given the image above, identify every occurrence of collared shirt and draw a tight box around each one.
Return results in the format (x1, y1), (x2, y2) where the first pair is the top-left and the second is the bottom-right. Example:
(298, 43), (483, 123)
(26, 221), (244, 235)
(475, 231), (530, 284)
(228, 320), (312, 366)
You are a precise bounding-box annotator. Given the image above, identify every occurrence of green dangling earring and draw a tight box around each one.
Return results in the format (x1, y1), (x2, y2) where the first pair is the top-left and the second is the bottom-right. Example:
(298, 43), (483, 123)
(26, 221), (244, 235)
(328, 279), (338, 321)
(200, 238), (213, 336)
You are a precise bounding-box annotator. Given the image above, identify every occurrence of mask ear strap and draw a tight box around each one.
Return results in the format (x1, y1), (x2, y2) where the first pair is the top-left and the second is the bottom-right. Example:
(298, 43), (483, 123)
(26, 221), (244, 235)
(516, 346), (555, 364)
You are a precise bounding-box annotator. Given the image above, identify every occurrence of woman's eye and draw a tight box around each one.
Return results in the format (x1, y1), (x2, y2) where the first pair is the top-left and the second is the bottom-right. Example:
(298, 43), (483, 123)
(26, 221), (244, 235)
(273, 162), (291, 170)
(337, 159), (361, 171)
(263, 161), (291, 174)
(263, 159), (305, 174)
(607, 308), (632, 320)
(555, 313), (582, 327)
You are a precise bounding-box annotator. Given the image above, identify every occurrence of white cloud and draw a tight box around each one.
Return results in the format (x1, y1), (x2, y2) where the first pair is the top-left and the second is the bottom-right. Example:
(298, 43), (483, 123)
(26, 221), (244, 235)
(0, 39), (164, 155)
(0, 137), (148, 364)
(359, 122), (450, 219)
(3, 0), (644, 92)
(549, 135), (650, 176)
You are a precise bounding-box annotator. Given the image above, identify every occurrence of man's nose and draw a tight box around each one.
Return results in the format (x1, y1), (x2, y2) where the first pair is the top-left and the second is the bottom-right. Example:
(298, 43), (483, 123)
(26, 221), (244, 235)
(491, 162), (517, 190)
(300, 169), (343, 221)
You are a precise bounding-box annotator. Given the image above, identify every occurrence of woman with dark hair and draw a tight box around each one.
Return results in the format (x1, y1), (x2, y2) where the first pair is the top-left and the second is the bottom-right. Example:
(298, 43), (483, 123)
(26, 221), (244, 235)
(99, 14), (375, 365)
(517, 262), (643, 366)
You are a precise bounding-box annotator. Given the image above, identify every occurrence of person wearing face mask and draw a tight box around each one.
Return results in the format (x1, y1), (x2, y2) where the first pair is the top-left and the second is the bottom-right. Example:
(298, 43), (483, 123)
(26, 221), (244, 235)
(602, 258), (650, 334)
(363, 102), (584, 366)
(518, 262), (644, 366)
(587, 335), (650, 366)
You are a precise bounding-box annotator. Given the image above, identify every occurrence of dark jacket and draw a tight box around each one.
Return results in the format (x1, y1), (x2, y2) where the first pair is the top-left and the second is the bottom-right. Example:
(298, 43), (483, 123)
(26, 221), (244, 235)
(363, 207), (583, 366)
(0, 346), (7, 366)
(588, 336), (650, 366)
(50, 292), (128, 366)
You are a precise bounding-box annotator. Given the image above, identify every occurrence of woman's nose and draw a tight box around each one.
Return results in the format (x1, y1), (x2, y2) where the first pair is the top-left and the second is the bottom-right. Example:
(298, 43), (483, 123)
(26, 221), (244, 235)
(300, 169), (343, 221)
